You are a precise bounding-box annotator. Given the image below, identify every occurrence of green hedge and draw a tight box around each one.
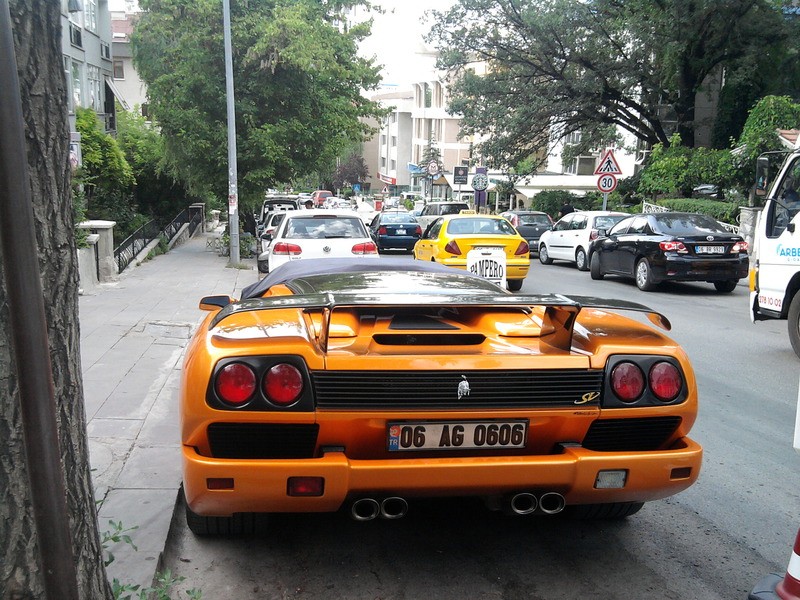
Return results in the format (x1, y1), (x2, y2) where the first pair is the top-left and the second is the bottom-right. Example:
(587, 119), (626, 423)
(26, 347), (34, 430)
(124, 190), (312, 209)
(651, 198), (744, 224)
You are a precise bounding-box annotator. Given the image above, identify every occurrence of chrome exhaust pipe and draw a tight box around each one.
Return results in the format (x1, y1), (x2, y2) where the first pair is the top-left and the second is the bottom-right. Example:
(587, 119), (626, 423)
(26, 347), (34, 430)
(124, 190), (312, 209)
(380, 496), (408, 520)
(351, 498), (380, 521)
(539, 492), (566, 515)
(509, 492), (538, 515)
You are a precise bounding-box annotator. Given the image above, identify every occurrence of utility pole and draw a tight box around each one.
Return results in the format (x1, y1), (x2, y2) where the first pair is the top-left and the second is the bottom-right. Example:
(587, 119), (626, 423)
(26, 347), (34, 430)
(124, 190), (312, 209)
(222, 0), (239, 263)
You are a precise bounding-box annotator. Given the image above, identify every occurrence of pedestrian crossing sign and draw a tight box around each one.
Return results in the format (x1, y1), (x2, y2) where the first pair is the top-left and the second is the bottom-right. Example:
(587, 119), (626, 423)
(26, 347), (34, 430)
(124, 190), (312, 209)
(594, 149), (623, 175)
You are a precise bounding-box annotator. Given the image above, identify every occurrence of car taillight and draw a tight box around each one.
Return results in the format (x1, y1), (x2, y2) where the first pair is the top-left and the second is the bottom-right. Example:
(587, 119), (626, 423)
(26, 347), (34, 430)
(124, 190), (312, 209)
(378, 226), (387, 235)
(649, 362), (682, 401)
(444, 240), (461, 254)
(215, 363), (256, 405)
(590, 229), (599, 240)
(351, 241), (378, 254)
(731, 241), (749, 253)
(272, 242), (302, 255)
(610, 362), (645, 402)
(415, 225), (422, 236)
(262, 363), (303, 406)
(514, 241), (530, 255)
(659, 240), (688, 253)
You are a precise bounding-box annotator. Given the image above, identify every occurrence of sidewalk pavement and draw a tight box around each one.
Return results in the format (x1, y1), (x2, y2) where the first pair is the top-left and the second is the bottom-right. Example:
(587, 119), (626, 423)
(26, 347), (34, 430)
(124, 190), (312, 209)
(81, 229), (254, 590)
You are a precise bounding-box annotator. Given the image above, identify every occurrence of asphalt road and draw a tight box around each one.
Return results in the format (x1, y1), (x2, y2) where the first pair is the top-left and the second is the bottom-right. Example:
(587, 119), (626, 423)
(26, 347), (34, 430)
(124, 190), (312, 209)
(162, 256), (800, 599)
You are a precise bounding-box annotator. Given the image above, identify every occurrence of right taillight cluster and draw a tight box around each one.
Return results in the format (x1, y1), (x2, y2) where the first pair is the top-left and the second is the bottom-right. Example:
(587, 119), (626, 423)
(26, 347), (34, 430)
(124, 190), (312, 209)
(607, 357), (684, 405)
(214, 361), (304, 408)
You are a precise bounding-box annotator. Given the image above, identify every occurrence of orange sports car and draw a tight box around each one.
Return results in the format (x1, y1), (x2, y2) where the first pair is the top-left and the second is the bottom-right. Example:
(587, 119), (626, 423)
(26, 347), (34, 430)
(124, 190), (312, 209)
(180, 257), (701, 534)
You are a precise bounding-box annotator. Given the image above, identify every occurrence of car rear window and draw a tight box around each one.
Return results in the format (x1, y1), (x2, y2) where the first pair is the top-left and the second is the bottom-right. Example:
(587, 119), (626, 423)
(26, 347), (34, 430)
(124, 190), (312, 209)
(285, 216), (367, 239)
(439, 203), (469, 216)
(653, 214), (728, 235)
(594, 215), (625, 230)
(446, 218), (516, 235)
(519, 214), (551, 226)
(382, 213), (417, 224)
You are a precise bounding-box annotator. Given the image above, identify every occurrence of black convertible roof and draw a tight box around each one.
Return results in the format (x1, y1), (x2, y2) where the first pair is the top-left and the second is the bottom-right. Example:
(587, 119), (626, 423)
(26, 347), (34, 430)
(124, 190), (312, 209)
(239, 257), (491, 300)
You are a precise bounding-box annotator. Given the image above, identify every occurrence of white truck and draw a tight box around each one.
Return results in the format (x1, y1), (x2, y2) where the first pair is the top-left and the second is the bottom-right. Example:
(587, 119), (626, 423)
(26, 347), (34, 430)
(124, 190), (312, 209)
(749, 144), (800, 358)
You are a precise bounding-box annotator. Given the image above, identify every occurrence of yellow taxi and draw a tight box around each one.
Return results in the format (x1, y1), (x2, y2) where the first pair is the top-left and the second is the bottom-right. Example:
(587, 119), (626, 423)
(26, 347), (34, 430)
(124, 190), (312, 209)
(413, 213), (530, 291)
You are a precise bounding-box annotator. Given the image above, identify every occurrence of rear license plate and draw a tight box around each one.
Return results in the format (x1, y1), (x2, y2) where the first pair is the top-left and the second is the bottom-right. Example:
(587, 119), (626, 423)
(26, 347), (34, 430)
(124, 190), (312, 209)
(695, 245), (725, 254)
(387, 420), (528, 451)
(396, 228), (406, 235)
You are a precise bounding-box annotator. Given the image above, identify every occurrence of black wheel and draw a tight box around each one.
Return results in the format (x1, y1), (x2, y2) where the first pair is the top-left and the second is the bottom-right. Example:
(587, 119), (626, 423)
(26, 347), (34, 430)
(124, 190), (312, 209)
(713, 279), (737, 293)
(257, 259), (269, 274)
(183, 488), (267, 536)
(567, 502), (644, 520)
(575, 247), (588, 271)
(539, 244), (553, 265)
(789, 293), (800, 359)
(635, 258), (657, 291)
(507, 279), (523, 292)
(590, 252), (604, 280)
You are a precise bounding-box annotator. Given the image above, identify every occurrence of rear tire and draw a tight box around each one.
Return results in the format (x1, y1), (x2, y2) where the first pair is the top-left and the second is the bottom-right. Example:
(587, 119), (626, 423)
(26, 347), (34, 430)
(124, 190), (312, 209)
(507, 279), (523, 292)
(567, 502), (644, 520)
(635, 258), (657, 291)
(539, 244), (553, 265)
(184, 488), (267, 536)
(788, 293), (800, 359)
(575, 247), (588, 271)
(590, 253), (604, 280)
(713, 279), (738, 293)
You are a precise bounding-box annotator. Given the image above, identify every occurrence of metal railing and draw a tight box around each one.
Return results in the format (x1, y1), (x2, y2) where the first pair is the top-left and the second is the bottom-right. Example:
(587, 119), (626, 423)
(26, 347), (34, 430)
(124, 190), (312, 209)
(114, 206), (205, 273)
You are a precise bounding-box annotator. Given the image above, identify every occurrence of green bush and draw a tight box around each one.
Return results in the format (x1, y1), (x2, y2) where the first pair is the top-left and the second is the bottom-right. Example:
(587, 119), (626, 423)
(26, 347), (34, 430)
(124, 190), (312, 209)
(650, 198), (744, 224)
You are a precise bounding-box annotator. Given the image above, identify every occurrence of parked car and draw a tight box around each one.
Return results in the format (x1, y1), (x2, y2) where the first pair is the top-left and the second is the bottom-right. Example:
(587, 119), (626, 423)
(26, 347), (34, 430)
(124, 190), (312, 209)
(588, 212), (749, 292)
(538, 210), (627, 270)
(499, 210), (554, 255)
(413, 213), (530, 291)
(311, 190), (333, 208)
(262, 209), (378, 273)
(368, 209), (422, 253)
(181, 257), (701, 535)
(256, 195), (298, 234)
(258, 211), (288, 255)
(416, 201), (471, 232)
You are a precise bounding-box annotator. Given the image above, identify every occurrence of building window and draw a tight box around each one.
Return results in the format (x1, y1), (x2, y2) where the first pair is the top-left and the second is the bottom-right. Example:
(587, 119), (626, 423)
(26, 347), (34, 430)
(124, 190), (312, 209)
(424, 83), (432, 108)
(87, 65), (102, 111)
(69, 22), (82, 48)
(113, 60), (125, 79)
(101, 42), (111, 60)
(391, 136), (397, 148)
(63, 56), (73, 112)
(564, 158), (577, 175)
(71, 61), (83, 108)
(380, 157), (386, 169)
(390, 159), (396, 171)
(85, 0), (97, 32)
(141, 103), (149, 119)
(380, 134), (387, 146)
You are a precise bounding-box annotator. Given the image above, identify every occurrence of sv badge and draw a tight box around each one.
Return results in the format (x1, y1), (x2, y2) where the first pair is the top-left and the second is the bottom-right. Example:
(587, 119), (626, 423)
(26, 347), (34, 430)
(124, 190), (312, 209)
(575, 391), (600, 405)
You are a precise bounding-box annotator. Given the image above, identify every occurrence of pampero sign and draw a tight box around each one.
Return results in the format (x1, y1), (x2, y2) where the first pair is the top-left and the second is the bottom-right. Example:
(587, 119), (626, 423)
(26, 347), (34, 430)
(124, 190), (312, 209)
(467, 246), (506, 288)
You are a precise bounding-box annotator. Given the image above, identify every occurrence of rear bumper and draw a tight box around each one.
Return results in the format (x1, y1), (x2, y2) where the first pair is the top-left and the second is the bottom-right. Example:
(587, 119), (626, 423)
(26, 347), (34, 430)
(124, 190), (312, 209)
(652, 256), (748, 282)
(183, 437), (702, 516)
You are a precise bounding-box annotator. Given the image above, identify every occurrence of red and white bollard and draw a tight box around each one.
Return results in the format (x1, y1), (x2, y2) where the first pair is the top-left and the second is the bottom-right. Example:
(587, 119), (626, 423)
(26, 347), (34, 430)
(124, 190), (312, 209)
(776, 528), (800, 600)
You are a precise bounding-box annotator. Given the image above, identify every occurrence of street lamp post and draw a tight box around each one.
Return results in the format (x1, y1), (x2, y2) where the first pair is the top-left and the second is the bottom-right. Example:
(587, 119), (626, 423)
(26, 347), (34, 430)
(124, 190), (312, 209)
(222, 0), (239, 264)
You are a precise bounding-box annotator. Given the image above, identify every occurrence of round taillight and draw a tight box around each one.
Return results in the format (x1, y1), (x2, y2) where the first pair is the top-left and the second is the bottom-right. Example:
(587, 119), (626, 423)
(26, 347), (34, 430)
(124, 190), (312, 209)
(649, 361), (682, 401)
(215, 363), (256, 405)
(263, 363), (304, 406)
(611, 362), (645, 402)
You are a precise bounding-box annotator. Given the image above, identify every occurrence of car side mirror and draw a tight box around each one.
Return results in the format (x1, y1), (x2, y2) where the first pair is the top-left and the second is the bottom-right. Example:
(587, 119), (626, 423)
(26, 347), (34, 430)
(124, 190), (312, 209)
(597, 228), (607, 238)
(199, 295), (233, 310)
(755, 156), (769, 197)
(788, 222), (796, 234)
(260, 232), (272, 241)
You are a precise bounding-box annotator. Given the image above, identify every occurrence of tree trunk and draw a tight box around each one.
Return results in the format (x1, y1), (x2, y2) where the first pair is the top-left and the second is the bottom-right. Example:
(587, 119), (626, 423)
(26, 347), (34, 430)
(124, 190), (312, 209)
(1, 1), (111, 597)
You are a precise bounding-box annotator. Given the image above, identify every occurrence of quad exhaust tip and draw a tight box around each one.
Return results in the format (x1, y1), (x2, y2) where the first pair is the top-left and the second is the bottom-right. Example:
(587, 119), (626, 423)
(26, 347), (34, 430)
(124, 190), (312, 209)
(380, 496), (409, 520)
(539, 492), (566, 515)
(350, 497), (409, 521)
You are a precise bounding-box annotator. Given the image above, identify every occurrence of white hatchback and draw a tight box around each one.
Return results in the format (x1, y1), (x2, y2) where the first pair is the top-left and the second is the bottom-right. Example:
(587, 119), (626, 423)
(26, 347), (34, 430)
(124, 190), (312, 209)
(266, 209), (379, 273)
(538, 210), (627, 271)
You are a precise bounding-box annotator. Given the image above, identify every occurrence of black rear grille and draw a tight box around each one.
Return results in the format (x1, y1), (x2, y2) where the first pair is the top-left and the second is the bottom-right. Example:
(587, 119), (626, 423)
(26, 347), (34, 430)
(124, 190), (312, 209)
(207, 423), (319, 459)
(312, 369), (603, 409)
(582, 417), (681, 451)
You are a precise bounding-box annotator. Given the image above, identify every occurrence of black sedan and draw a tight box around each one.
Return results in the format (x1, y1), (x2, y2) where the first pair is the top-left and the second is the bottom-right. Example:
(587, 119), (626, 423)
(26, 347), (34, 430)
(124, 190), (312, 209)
(368, 210), (422, 253)
(499, 210), (553, 255)
(588, 212), (749, 292)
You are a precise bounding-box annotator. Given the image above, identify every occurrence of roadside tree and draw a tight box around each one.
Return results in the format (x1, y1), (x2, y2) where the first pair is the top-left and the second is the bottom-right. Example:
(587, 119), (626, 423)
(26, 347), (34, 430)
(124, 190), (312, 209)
(333, 153), (369, 195)
(429, 0), (789, 170)
(133, 0), (386, 212)
(2, 0), (111, 597)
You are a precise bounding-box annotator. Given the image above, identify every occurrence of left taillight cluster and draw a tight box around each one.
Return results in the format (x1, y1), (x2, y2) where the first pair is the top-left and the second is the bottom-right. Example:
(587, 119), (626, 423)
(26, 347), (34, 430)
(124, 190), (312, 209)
(605, 356), (686, 406)
(214, 361), (304, 408)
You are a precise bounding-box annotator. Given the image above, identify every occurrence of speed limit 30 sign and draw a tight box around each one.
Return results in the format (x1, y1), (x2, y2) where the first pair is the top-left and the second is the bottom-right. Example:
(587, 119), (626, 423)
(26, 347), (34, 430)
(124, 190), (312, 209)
(597, 174), (618, 193)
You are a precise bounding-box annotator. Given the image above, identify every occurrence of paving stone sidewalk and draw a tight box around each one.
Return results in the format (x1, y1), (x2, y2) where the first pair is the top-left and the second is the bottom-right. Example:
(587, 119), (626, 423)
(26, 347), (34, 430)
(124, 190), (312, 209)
(80, 230), (253, 590)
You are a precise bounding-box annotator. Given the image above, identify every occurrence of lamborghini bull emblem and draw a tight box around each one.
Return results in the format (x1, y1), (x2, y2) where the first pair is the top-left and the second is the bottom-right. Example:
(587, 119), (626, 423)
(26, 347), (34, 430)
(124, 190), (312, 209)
(457, 375), (471, 400)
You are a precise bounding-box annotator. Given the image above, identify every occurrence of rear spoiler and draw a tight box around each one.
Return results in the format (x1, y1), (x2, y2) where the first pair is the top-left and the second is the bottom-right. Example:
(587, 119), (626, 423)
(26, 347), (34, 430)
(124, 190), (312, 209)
(207, 293), (671, 352)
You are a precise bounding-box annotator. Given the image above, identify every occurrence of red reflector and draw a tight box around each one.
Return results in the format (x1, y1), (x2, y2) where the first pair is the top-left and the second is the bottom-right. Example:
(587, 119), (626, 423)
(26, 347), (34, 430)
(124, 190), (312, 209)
(351, 241), (378, 254)
(514, 241), (530, 255)
(272, 242), (302, 255)
(287, 476), (324, 497)
(670, 467), (692, 480)
(611, 362), (645, 402)
(215, 363), (256, 405)
(207, 478), (234, 490)
(649, 361), (682, 401)
(444, 240), (461, 255)
(263, 363), (303, 406)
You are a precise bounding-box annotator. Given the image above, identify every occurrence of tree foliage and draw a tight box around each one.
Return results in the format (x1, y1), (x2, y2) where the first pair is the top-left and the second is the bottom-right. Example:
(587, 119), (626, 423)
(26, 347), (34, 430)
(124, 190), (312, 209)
(333, 153), (368, 192)
(429, 0), (790, 172)
(133, 0), (386, 210)
(736, 95), (800, 167)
